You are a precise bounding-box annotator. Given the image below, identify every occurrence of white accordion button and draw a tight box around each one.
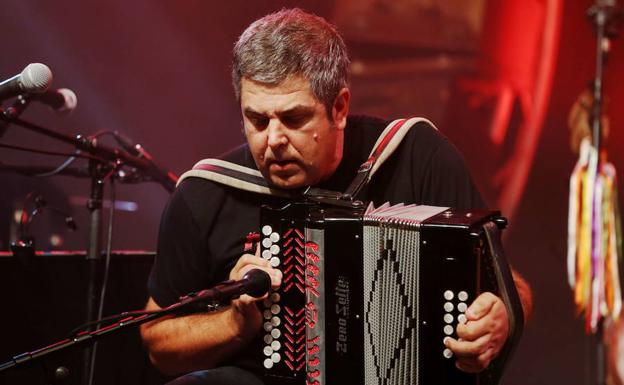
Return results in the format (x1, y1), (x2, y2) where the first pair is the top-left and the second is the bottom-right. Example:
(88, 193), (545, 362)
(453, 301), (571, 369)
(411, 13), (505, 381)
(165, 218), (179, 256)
(264, 322), (273, 332)
(264, 358), (274, 369)
(271, 304), (281, 314)
(262, 250), (272, 259)
(271, 328), (281, 338)
(443, 290), (454, 300)
(262, 238), (272, 248)
(270, 257), (280, 267)
(458, 291), (469, 302)
(270, 232), (280, 242)
(270, 293), (281, 303)
(263, 310), (272, 319)
(270, 245), (280, 255)
(263, 334), (273, 344)
(271, 352), (281, 363)
(262, 226), (272, 236)
(264, 346), (273, 356)
(458, 302), (468, 313)
(458, 314), (467, 324)
(443, 348), (453, 359)
(444, 302), (454, 312)
(443, 314), (454, 324)
(271, 341), (281, 351)
(443, 325), (454, 335)
(271, 316), (281, 326)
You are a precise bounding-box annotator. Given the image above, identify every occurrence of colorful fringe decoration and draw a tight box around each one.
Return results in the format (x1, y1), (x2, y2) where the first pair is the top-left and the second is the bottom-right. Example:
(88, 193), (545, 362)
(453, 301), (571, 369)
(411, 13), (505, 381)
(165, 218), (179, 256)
(568, 137), (623, 333)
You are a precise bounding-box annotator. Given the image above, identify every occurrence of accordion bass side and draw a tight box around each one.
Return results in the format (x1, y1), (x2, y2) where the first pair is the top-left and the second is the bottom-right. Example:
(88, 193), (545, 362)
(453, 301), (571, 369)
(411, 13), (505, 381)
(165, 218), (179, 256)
(258, 202), (523, 385)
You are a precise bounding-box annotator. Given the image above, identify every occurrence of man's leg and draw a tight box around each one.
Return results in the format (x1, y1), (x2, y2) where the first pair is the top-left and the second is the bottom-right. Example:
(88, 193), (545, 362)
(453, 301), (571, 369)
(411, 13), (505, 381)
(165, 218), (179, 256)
(165, 366), (264, 385)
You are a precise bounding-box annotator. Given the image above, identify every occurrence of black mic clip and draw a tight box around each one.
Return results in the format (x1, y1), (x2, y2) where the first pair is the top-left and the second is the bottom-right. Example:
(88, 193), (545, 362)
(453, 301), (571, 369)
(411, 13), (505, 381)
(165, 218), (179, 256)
(177, 291), (223, 314)
(0, 95), (29, 125)
(4, 94), (33, 119)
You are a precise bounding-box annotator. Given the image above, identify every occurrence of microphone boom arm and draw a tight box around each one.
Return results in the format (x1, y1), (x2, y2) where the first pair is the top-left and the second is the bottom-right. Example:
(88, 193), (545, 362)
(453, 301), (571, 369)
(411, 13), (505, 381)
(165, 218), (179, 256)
(0, 269), (270, 373)
(0, 112), (176, 192)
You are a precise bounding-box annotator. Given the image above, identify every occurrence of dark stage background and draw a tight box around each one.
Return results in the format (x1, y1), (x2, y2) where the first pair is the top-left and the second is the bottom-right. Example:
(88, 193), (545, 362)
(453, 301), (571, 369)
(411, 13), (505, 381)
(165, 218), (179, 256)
(1, 1), (623, 384)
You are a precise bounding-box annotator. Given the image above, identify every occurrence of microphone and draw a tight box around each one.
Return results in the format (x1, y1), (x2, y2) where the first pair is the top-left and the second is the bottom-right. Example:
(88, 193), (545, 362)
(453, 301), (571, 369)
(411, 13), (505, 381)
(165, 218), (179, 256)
(174, 269), (272, 313)
(33, 88), (77, 113)
(211, 269), (272, 300)
(113, 131), (178, 192)
(0, 63), (52, 102)
(9, 88), (77, 116)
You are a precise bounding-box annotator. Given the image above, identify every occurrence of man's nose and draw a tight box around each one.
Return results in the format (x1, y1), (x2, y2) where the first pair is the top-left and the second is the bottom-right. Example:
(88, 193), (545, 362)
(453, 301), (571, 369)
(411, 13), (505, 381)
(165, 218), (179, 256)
(266, 120), (288, 148)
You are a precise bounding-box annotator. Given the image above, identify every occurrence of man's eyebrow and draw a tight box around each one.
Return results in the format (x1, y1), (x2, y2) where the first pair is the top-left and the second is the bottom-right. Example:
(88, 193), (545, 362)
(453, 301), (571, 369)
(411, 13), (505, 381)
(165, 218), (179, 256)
(276, 105), (315, 116)
(243, 105), (315, 117)
(243, 107), (264, 116)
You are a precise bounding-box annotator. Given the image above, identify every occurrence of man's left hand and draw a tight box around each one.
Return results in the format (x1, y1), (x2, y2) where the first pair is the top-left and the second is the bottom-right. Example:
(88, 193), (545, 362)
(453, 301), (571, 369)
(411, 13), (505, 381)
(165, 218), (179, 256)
(444, 292), (509, 373)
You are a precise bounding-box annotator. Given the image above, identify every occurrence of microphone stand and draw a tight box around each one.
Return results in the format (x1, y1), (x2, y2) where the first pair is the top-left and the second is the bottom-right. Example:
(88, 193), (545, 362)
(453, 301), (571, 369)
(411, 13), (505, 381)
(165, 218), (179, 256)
(84, 158), (108, 385)
(0, 111), (175, 384)
(586, 2), (621, 385)
(0, 271), (270, 376)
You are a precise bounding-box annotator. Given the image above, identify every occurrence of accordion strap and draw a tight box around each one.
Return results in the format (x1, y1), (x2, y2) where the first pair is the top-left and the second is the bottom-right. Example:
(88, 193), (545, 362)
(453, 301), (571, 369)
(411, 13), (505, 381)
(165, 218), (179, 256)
(177, 117), (435, 200)
(177, 158), (294, 197)
(482, 221), (524, 382)
(342, 117), (436, 200)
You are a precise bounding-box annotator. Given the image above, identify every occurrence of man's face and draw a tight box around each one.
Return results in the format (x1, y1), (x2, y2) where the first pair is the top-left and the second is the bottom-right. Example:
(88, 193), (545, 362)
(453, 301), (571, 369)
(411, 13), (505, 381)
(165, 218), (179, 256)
(240, 75), (349, 189)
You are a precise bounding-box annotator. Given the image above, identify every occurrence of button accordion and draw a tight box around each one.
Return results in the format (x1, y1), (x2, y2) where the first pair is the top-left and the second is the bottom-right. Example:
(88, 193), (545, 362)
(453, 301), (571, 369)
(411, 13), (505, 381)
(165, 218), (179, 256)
(258, 202), (523, 385)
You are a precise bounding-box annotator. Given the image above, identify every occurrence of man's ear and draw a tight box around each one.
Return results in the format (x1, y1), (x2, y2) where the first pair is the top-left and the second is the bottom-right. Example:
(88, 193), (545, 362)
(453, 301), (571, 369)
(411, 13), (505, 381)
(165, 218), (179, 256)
(332, 87), (350, 130)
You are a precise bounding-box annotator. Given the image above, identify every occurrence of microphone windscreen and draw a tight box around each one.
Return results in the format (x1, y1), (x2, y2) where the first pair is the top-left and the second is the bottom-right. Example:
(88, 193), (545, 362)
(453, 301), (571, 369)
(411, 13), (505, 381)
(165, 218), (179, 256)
(21, 63), (52, 93)
(243, 269), (272, 298)
(56, 88), (77, 112)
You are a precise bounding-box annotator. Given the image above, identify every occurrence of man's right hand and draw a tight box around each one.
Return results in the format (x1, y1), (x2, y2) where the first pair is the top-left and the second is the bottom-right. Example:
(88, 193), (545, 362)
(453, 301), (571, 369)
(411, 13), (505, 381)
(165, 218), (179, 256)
(229, 247), (283, 303)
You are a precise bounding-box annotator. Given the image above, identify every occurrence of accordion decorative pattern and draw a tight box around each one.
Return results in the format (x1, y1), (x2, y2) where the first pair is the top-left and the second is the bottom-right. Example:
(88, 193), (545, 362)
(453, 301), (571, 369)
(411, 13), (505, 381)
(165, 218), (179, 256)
(363, 222), (421, 384)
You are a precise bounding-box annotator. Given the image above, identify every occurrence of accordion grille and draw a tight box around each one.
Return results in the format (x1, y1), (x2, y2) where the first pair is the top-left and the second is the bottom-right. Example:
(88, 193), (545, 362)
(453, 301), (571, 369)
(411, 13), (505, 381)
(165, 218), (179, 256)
(363, 221), (421, 385)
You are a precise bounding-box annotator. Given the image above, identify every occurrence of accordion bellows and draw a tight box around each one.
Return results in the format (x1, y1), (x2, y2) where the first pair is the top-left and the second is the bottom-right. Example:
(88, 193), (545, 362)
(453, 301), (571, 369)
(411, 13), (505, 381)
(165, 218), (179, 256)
(259, 202), (523, 385)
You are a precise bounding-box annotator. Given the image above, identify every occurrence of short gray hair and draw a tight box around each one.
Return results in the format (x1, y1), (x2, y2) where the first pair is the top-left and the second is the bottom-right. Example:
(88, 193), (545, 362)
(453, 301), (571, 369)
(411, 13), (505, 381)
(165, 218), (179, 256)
(232, 8), (349, 113)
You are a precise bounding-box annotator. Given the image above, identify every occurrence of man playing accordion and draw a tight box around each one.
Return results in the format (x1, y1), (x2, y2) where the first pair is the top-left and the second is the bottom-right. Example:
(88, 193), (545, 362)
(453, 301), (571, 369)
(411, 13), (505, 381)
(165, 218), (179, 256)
(140, 8), (533, 385)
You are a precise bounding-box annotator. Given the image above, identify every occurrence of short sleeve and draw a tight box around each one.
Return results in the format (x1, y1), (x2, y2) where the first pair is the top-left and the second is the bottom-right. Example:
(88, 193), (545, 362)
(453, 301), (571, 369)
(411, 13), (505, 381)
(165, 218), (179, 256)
(147, 178), (223, 307)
